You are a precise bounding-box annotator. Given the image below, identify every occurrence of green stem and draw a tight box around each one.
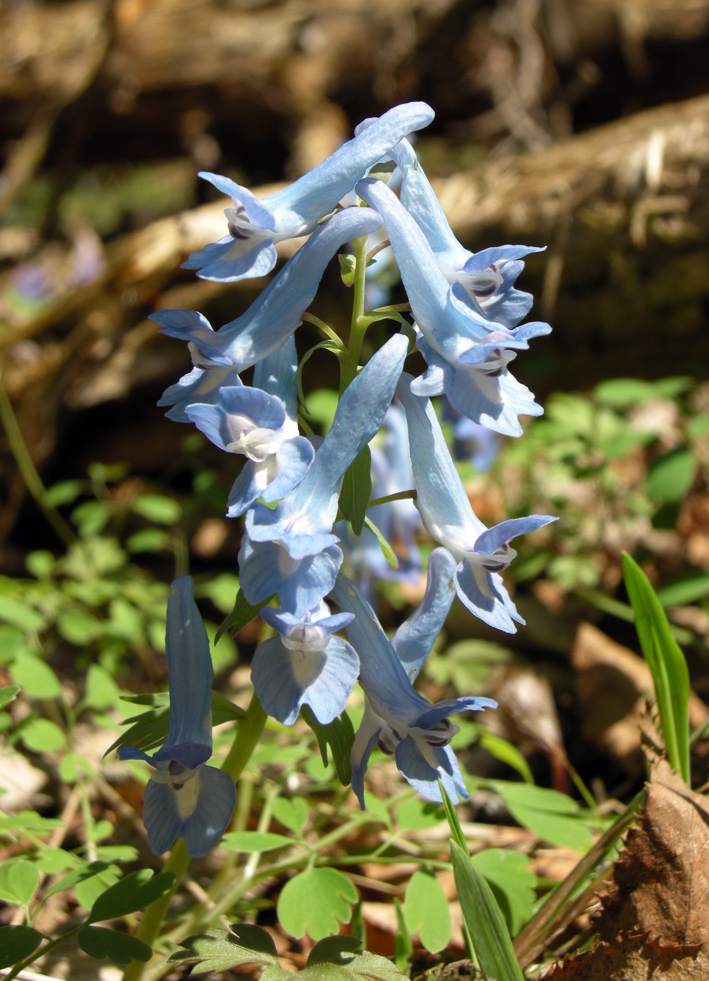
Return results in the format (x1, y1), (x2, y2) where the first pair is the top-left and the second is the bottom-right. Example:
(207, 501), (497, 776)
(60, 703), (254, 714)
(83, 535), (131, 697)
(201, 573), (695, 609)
(339, 235), (369, 393)
(0, 371), (75, 547)
(121, 692), (267, 981)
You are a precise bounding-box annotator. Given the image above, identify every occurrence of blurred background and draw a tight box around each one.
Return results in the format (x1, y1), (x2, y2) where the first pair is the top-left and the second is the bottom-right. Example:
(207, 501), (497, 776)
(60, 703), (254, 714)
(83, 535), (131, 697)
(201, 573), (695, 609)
(2, 0), (709, 798)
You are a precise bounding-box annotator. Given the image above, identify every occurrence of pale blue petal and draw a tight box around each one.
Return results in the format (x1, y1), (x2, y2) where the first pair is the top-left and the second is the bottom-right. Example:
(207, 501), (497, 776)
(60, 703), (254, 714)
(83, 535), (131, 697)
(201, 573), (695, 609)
(260, 606), (353, 636)
(197, 172), (277, 229)
(350, 707), (383, 809)
(141, 765), (236, 857)
(394, 737), (468, 804)
(155, 576), (213, 767)
(453, 561), (519, 633)
(245, 334), (408, 557)
(227, 437), (314, 516)
(239, 536), (342, 615)
(150, 310), (232, 364)
(185, 387), (286, 452)
(396, 374), (486, 546)
(159, 365), (243, 423)
(392, 548), (457, 681)
(181, 765), (237, 857)
(415, 696), (497, 729)
(213, 208), (384, 371)
(182, 238), (278, 283)
(474, 515), (557, 555)
(141, 777), (182, 856)
(253, 335), (299, 423)
(330, 573), (430, 723)
(264, 102), (435, 232)
(251, 635), (359, 725)
(117, 745), (156, 764)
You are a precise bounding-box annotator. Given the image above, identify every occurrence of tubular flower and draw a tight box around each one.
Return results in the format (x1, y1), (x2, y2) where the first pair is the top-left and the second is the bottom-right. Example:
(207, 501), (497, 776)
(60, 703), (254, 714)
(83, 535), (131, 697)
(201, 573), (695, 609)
(389, 138), (543, 328)
(154, 207), (384, 423)
(240, 334), (409, 615)
(181, 102), (435, 282)
(355, 178), (550, 436)
(185, 337), (315, 516)
(251, 603), (359, 726)
(397, 376), (557, 633)
(118, 577), (236, 857)
(330, 570), (496, 807)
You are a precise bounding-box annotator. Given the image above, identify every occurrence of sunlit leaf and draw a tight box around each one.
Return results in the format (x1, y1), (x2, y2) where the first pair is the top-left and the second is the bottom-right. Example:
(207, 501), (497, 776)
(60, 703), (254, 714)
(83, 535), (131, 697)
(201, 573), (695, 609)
(404, 871), (451, 952)
(277, 867), (357, 940)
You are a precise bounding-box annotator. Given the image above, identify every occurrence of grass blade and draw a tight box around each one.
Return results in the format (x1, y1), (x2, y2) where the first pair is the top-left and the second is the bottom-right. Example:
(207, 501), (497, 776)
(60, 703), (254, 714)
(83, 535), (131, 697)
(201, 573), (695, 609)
(622, 552), (690, 783)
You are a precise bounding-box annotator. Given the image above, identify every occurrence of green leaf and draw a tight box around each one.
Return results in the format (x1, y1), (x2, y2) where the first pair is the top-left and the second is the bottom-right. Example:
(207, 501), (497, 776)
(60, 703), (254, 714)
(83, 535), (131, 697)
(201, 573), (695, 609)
(0, 925), (45, 969)
(170, 926), (280, 974)
(75, 865), (121, 911)
(622, 552), (690, 784)
(0, 811), (63, 832)
(476, 731), (534, 784)
(105, 691), (244, 758)
(271, 797), (308, 835)
(0, 684), (20, 709)
(10, 650), (61, 699)
(404, 870), (451, 953)
(20, 718), (66, 752)
(57, 609), (101, 645)
(646, 447), (695, 503)
(130, 494), (182, 525)
(656, 571), (709, 607)
(77, 925), (152, 965)
(83, 664), (121, 710)
(44, 478), (84, 507)
(397, 798), (444, 831)
(451, 840), (525, 981)
(126, 529), (171, 552)
(471, 849), (537, 935)
(0, 859), (39, 908)
(215, 588), (272, 643)
(302, 388), (339, 431)
(196, 573), (240, 614)
(306, 936), (361, 966)
(71, 500), (111, 537)
(277, 867), (357, 940)
(362, 515), (398, 569)
(39, 861), (111, 906)
(494, 782), (593, 850)
(0, 595), (45, 631)
(339, 445), (371, 536)
(301, 707), (355, 785)
(366, 160), (397, 183)
(88, 869), (175, 923)
(25, 550), (55, 579)
(220, 831), (294, 853)
(339, 253), (356, 287)
(34, 847), (76, 874)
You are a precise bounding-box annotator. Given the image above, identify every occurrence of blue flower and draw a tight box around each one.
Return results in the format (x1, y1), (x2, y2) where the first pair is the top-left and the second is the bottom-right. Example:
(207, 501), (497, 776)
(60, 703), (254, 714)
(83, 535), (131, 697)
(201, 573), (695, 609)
(185, 337), (315, 517)
(397, 376), (557, 633)
(251, 604), (359, 726)
(181, 103), (434, 282)
(389, 139), (543, 328)
(240, 333), (409, 615)
(355, 178), (550, 436)
(118, 577), (236, 857)
(154, 207), (384, 423)
(330, 569), (496, 807)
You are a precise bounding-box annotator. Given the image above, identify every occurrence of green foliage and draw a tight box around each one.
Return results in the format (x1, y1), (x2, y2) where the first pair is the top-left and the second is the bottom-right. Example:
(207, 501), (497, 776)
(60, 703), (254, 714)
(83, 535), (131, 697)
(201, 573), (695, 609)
(77, 925), (152, 964)
(491, 781), (594, 850)
(0, 926), (45, 969)
(403, 870), (451, 952)
(301, 706), (355, 785)
(221, 831), (294, 852)
(471, 849), (536, 935)
(277, 867), (358, 939)
(0, 859), (39, 912)
(87, 869), (175, 923)
(339, 445), (372, 536)
(622, 552), (691, 783)
(271, 796), (309, 834)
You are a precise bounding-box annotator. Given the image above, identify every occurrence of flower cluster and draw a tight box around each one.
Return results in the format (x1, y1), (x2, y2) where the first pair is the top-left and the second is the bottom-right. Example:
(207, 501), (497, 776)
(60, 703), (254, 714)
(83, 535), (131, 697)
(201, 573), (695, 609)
(121, 101), (556, 855)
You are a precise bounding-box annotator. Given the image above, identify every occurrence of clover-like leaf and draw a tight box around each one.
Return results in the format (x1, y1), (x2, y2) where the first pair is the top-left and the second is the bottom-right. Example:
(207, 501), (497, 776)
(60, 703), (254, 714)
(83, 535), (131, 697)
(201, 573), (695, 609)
(404, 870), (451, 953)
(277, 868), (357, 940)
(77, 925), (152, 965)
(0, 925), (45, 969)
(88, 869), (175, 923)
